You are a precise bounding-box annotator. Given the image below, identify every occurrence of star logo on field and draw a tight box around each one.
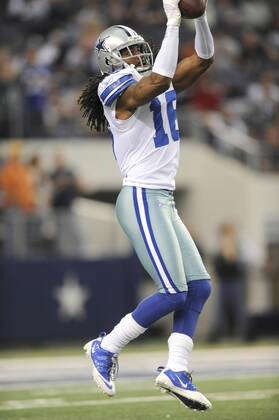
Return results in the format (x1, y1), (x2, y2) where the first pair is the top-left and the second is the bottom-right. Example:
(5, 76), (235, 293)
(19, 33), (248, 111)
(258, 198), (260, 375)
(54, 272), (90, 321)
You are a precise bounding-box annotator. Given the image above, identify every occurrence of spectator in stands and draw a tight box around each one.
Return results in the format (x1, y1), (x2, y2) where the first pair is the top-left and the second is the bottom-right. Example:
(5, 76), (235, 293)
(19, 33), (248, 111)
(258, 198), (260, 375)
(209, 223), (248, 342)
(8, 0), (50, 23)
(215, 0), (242, 32)
(49, 152), (82, 257)
(0, 141), (37, 257)
(202, 102), (255, 160)
(7, 0), (51, 36)
(189, 76), (224, 112)
(0, 48), (22, 138)
(0, 141), (36, 212)
(27, 153), (51, 209)
(50, 153), (80, 209)
(21, 46), (51, 137)
(248, 72), (279, 117)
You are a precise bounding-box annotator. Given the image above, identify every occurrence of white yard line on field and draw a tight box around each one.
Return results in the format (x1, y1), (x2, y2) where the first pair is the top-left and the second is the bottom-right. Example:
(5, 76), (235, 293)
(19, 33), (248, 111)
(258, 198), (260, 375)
(0, 389), (279, 411)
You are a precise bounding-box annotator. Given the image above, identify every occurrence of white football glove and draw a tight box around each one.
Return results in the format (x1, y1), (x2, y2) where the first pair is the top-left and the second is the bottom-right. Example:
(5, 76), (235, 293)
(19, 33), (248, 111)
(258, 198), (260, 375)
(162, 0), (181, 26)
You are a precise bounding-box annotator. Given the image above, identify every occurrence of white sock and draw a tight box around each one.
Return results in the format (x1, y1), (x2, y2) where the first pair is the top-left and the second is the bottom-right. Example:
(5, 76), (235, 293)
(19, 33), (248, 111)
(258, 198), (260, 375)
(101, 313), (147, 354)
(166, 333), (193, 372)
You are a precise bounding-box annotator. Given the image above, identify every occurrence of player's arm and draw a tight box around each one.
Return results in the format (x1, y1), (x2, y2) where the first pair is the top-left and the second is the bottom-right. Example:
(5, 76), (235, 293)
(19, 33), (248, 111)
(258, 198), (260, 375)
(117, 0), (181, 113)
(117, 72), (172, 112)
(173, 12), (214, 93)
(172, 53), (213, 93)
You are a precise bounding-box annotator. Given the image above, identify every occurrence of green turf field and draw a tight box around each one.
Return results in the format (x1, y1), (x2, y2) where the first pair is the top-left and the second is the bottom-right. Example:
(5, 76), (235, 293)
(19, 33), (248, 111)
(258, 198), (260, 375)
(1, 376), (278, 420)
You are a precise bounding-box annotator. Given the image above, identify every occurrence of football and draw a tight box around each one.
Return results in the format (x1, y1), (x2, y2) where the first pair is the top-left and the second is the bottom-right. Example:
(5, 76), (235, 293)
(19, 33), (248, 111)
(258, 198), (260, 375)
(179, 0), (206, 19)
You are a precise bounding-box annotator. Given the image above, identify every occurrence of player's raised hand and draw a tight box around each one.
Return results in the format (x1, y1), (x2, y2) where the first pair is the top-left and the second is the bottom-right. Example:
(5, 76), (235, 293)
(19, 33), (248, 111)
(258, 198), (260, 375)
(162, 0), (181, 26)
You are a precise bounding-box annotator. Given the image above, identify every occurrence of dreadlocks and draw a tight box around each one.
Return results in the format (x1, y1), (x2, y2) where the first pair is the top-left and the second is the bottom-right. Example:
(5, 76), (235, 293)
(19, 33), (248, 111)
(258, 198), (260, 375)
(78, 73), (108, 133)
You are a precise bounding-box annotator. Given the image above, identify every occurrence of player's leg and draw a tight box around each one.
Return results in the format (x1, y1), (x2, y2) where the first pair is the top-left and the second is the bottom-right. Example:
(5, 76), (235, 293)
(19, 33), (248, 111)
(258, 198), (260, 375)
(171, 211), (211, 357)
(156, 208), (212, 410)
(105, 186), (187, 333)
(84, 186), (187, 395)
(128, 186), (189, 325)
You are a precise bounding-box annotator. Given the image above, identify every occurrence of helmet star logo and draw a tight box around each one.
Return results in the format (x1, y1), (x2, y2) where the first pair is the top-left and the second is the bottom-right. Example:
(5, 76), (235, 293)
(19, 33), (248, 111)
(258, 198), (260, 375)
(96, 37), (109, 52)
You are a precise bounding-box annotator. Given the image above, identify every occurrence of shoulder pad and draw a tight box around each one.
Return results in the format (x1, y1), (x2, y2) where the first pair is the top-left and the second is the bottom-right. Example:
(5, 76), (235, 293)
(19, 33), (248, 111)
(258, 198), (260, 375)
(98, 68), (137, 107)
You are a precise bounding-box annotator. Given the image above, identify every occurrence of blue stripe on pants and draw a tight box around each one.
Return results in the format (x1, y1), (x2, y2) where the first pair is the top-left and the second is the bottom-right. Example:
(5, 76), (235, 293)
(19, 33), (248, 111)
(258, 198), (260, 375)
(141, 188), (180, 293)
(133, 187), (169, 294)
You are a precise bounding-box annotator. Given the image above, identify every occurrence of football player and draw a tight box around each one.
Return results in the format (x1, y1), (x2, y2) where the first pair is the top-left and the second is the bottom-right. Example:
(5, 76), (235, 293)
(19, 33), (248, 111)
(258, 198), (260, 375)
(79, 0), (214, 411)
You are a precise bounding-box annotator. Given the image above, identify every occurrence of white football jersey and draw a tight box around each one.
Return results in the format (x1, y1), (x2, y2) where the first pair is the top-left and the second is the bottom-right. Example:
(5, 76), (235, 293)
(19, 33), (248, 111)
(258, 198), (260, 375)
(98, 67), (180, 190)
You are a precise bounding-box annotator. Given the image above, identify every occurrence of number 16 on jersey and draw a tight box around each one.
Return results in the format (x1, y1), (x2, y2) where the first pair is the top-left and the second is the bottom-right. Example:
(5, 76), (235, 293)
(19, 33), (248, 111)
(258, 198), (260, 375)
(150, 90), (180, 148)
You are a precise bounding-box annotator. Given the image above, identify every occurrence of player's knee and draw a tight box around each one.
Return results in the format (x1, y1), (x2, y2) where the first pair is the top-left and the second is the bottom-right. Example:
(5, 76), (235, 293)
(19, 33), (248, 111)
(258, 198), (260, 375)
(166, 291), (187, 311)
(186, 279), (212, 313)
(194, 279), (212, 301)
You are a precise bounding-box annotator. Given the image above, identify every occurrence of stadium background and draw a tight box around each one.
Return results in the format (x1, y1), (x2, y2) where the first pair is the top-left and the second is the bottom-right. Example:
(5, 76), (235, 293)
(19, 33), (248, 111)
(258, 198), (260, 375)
(0, 1), (278, 419)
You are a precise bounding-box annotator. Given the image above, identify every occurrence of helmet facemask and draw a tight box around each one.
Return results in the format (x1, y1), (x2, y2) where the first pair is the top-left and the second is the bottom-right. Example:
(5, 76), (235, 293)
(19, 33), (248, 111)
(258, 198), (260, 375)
(117, 41), (153, 74)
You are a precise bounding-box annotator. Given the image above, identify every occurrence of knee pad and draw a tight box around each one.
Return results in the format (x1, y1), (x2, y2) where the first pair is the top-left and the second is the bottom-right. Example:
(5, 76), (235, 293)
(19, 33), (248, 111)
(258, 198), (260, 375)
(186, 279), (212, 313)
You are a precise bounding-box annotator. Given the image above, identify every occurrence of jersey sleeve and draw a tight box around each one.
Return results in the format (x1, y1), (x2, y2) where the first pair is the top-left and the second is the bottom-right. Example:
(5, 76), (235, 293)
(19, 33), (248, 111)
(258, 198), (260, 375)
(98, 70), (137, 107)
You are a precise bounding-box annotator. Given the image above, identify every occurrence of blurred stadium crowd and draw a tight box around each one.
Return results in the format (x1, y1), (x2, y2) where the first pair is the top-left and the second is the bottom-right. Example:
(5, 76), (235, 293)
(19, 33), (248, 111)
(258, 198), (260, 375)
(0, 0), (278, 169)
(0, 141), (85, 258)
